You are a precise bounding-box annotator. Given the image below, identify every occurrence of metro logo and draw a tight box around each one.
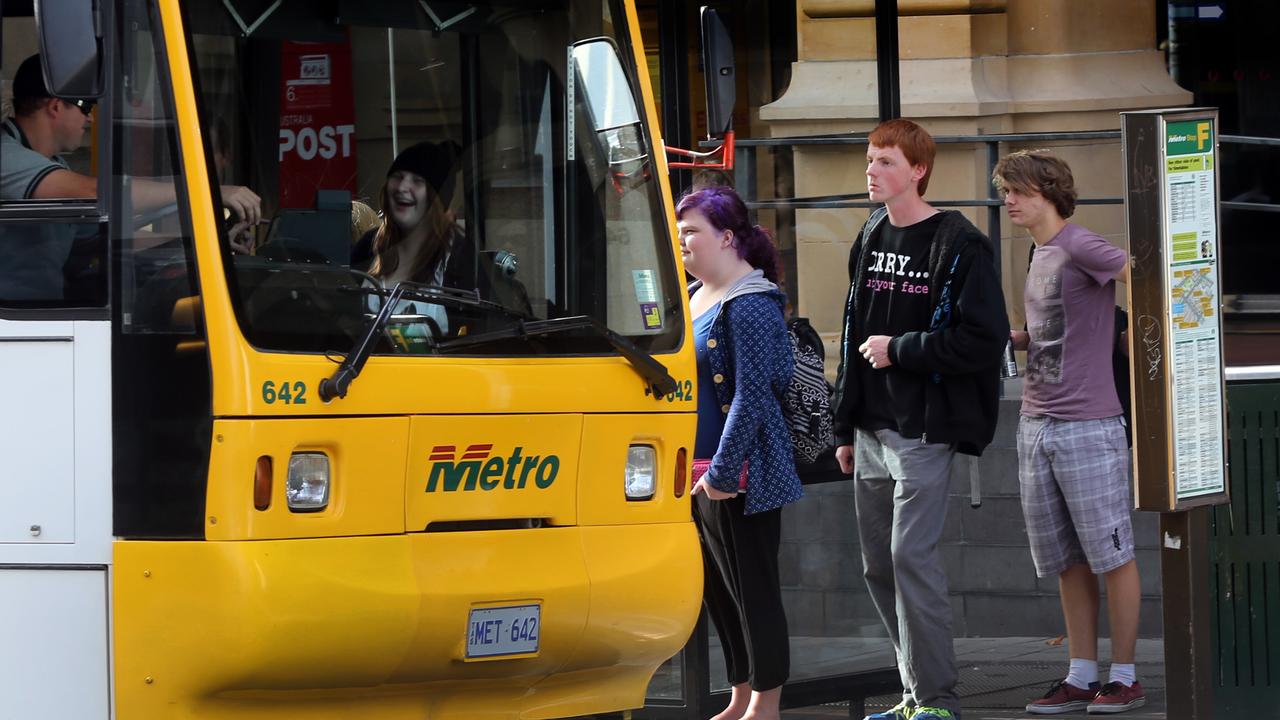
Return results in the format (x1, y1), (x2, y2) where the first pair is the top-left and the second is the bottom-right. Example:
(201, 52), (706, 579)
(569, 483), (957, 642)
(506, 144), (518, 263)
(426, 444), (561, 492)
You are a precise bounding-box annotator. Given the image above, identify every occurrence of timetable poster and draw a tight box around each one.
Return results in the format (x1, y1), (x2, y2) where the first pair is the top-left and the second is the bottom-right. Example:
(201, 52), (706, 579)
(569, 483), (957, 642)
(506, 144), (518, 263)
(1163, 118), (1225, 500)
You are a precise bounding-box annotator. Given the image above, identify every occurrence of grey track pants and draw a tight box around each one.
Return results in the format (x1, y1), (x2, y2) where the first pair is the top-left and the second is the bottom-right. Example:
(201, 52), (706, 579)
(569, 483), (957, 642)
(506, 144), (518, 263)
(854, 428), (960, 714)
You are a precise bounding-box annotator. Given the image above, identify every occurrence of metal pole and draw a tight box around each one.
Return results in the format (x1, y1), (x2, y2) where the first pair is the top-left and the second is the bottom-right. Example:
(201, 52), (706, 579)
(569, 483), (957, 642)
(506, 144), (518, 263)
(658, 0), (692, 198)
(688, 612), (712, 720)
(387, 28), (398, 156)
(986, 140), (1006, 400)
(874, 0), (900, 121)
(736, 144), (758, 223)
(1161, 509), (1215, 719)
(985, 140), (1002, 274)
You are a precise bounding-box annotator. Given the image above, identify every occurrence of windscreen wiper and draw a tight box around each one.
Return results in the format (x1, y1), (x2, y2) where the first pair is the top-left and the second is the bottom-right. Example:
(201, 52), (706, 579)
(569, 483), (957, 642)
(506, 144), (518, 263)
(318, 281), (534, 401)
(435, 314), (679, 399)
(384, 281), (538, 323)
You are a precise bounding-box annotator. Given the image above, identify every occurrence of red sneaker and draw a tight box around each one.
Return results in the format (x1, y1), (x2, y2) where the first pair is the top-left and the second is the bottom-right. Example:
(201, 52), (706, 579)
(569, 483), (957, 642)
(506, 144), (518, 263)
(1026, 679), (1101, 714)
(1087, 681), (1146, 714)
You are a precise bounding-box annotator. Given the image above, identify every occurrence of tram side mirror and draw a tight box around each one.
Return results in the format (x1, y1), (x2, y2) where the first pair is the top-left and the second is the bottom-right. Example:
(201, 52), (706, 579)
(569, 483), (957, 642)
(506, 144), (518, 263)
(701, 6), (734, 138)
(35, 0), (104, 98)
(573, 39), (641, 133)
(572, 39), (648, 183)
(665, 8), (736, 171)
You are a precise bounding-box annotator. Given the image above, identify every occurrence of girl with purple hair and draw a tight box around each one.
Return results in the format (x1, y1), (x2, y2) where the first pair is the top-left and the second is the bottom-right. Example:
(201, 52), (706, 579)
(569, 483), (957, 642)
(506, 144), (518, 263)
(678, 185), (802, 720)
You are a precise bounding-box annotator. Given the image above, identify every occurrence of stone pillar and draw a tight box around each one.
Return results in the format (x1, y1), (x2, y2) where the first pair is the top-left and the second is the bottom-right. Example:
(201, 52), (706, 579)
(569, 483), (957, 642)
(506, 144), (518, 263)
(761, 0), (1192, 343)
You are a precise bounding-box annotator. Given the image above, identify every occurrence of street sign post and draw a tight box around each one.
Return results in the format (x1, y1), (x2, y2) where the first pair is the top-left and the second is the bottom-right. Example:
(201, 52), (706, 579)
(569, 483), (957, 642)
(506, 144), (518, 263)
(1122, 108), (1229, 512)
(1122, 107), (1230, 720)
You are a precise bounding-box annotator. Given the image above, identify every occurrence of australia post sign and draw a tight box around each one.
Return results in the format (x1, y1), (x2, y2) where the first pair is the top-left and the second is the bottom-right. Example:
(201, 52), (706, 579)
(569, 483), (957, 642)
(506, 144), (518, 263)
(278, 39), (357, 208)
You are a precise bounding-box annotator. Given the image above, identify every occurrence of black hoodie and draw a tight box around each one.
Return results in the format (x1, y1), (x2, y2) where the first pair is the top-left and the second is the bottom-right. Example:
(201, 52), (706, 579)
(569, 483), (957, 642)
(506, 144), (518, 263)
(833, 209), (1010, 456)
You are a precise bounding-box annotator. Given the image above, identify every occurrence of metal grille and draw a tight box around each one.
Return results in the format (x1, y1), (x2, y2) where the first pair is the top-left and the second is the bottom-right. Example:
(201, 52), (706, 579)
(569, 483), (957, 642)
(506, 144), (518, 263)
(1212, 381), (1280, 716)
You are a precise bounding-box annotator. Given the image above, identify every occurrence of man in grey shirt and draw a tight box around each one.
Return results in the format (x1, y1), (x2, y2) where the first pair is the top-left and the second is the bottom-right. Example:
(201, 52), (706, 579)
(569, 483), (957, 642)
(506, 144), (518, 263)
(1, 54), (261, 300)
(0, 54), (94, 299)
(0, 96), (75, 201)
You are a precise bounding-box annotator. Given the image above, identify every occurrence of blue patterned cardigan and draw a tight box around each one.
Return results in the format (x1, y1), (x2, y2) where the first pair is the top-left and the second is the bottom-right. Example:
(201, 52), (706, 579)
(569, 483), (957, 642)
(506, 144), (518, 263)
(691, 270), (803, 515)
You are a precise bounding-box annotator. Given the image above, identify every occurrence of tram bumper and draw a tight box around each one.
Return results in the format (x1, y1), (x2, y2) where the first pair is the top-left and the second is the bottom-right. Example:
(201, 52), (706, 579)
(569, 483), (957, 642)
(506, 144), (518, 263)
(112, 523), (701, 719)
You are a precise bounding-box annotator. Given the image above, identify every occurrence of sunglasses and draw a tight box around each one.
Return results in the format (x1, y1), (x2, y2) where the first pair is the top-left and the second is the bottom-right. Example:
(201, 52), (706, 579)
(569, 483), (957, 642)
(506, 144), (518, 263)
(62, 98), (97, 116)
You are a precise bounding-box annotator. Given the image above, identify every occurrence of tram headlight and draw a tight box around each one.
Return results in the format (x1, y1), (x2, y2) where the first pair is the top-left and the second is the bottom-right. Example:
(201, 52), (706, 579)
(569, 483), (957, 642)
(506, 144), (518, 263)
(286, 453), (330, 512)
(625, 445), (656, 500)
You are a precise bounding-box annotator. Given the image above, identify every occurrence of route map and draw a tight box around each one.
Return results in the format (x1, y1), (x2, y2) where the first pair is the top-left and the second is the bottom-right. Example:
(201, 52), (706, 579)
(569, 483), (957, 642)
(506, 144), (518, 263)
(1171, 265), (1215, 330)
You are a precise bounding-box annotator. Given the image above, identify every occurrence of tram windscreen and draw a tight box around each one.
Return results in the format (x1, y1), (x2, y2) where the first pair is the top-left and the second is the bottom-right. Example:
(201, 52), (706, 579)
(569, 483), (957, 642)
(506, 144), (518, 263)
(186, 0), (683, 356)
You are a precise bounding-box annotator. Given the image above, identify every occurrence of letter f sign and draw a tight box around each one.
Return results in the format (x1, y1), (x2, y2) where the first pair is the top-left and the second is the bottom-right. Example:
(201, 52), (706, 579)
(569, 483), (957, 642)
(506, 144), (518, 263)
(1196, 122), (1211, 152)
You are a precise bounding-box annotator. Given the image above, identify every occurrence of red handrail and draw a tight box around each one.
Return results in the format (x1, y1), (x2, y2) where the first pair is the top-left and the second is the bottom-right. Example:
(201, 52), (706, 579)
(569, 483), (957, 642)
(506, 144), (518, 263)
(666, 130), (735, 171)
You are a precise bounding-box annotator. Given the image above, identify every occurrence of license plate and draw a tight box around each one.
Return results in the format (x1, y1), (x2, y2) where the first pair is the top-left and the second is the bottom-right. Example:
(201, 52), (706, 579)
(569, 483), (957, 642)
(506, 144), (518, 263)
(466, 604), (540, 659)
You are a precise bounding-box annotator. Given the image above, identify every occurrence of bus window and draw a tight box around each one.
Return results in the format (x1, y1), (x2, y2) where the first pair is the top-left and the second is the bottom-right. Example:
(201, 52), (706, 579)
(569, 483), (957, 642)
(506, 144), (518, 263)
(110, 0), (212, 541)
(184, 0), (683, 358)
(113, 0), (200, 335)
(0, 219), (106, 306)
(0, 32), (99, 200)
(0, 13), (107, 308)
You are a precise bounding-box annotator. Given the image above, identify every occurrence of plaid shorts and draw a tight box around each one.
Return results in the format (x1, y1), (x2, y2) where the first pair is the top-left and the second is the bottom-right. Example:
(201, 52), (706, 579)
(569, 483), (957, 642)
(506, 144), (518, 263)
(1017, 415), (1135, 578)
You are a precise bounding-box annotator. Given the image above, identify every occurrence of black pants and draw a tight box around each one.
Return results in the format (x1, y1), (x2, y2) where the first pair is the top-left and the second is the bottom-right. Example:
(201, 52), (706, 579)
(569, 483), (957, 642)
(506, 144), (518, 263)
(694, 493), (789, 691)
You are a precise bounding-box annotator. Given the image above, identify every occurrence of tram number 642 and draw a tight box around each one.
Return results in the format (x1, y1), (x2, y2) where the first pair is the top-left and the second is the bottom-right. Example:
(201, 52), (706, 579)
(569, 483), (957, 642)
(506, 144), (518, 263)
(262, 380), (308, 405)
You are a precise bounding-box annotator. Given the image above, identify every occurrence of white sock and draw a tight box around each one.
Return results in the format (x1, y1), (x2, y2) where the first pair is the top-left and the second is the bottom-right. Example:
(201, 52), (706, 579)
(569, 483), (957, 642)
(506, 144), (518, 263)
(1065, 658), (1098, 688)
(1109, 663), (1136, 686)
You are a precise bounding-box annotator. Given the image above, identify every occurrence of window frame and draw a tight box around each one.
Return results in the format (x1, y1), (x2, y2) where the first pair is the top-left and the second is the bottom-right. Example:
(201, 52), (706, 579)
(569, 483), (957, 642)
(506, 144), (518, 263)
(0, 3), (114, 320)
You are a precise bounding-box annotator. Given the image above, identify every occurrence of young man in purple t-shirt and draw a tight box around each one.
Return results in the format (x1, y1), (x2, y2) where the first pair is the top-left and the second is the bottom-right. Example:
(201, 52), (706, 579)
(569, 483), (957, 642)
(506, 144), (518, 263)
(994, 151), (1145, 715)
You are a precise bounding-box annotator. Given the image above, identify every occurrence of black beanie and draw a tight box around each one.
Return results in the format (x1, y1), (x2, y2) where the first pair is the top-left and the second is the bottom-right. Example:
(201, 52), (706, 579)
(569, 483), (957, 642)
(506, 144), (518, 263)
(387, 141), (460, 206)
(13, 54), (51, 101)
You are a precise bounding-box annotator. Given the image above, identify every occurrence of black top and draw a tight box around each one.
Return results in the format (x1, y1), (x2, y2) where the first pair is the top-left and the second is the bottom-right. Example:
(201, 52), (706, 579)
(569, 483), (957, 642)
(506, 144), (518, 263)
(351, 225), (535, 321)
(833, 209), (1010, 456)
(856, 213), (944, 435)
(351, 225), (486, 296)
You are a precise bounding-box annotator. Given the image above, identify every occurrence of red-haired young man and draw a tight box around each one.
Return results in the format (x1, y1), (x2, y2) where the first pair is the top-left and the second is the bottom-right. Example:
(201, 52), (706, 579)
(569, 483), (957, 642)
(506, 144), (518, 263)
(833, 119), (1009, 720)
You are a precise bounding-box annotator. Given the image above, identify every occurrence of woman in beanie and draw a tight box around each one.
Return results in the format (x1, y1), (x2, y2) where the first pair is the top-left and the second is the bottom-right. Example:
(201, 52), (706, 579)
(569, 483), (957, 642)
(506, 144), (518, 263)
(352, 141), (487, 335)
(354, 141), (470, 285)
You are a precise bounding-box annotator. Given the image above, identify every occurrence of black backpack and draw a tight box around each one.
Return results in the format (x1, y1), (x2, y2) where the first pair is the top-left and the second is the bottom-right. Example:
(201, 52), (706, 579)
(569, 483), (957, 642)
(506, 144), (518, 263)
(783, 317), (836, 464)
(1112, 306), (1132, 447)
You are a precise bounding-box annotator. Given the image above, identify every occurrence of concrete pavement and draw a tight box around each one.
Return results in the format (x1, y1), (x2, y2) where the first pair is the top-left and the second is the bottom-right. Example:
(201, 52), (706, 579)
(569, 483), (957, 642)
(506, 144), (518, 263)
(781, 637), (1165, 720)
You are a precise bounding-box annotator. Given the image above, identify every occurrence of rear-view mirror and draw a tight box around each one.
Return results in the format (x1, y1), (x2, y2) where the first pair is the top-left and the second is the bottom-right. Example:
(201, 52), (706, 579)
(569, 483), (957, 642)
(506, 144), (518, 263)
(572, 39), (648, 185)
(35, 0), (104, 98)
(572, 39), (641, 132)
(700, 6), (735, 138)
